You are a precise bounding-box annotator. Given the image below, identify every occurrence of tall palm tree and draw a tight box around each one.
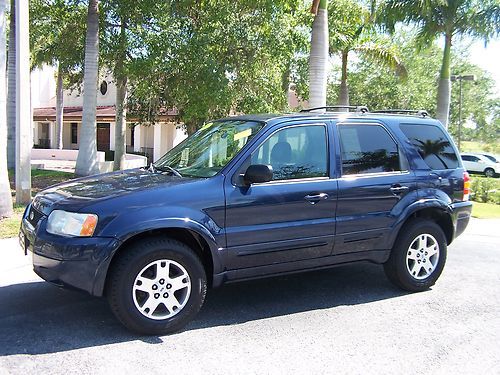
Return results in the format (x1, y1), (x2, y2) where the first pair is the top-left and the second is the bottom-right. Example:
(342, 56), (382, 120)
(309, 0), (329, 110)
(329, 0), (407, 107)
(6, 0), (15, 168)
(113, 17), (127, 171)
(384, 0), (500, 128)
(0, 0), (13, 218)
(75, 0), (100, 176)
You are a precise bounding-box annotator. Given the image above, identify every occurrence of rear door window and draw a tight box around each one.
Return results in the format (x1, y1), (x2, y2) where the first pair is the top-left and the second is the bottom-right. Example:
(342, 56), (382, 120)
(338, 124), (402, 175)
(400, 124), (459, 170)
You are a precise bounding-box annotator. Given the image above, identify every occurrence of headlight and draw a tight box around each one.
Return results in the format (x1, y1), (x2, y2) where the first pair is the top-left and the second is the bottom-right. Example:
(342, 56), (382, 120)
(47, 210), (98, 237)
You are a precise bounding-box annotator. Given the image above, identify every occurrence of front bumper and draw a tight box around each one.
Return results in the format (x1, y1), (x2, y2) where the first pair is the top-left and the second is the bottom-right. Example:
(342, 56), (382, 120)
(20, 208), (121, 296)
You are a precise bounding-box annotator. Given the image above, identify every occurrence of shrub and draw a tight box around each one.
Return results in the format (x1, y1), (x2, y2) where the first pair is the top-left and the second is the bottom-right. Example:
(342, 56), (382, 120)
(471, 177), (499, 204)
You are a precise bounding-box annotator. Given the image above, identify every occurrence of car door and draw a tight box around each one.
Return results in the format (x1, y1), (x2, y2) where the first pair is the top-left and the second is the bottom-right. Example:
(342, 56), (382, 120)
(224, 122), (337, 270)
(334, 121), (417, 254)
(461, 155), (479, 172)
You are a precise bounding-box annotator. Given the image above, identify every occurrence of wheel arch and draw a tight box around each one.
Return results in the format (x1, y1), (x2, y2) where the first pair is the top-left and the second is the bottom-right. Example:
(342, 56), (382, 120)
(391, 202), (455, 250)
(95, 226), (219, 296)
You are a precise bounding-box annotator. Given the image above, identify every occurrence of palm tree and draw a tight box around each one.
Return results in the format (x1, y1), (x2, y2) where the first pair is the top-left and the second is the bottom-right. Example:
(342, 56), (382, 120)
(113, 17), (127, 171)
(309, 0), (329, 110)
(0, 0), (13, 218)
(75, 0), (100, 176)
(30, 0), (86, 150)
(329, 0), (407, 107)
(6, 0), (15, 168)
(384, 0), (500, 128)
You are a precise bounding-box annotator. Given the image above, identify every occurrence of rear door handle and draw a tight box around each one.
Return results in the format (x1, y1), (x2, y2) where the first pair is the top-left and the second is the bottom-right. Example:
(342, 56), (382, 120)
(390, 184), (409, 195)
(304, 193), (329, 204)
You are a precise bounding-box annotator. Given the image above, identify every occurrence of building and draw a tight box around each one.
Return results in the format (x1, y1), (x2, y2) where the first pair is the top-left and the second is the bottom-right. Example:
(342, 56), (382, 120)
(31, 65), (187, 164)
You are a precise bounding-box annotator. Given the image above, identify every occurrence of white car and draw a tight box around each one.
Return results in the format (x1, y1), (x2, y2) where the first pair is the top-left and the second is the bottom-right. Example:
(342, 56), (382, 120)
(461, 153), (499, 177)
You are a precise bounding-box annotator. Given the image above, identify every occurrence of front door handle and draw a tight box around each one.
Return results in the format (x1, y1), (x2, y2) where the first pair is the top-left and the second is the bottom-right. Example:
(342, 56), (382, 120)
(304, 193), (329, 204)
(390, 184), (409, 195)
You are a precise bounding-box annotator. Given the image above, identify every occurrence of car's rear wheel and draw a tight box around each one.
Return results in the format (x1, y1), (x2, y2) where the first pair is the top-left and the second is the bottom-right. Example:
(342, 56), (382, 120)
(107, 237), (207, 335)
(384, 219), (447, 292)
(484, 168), (495, 178)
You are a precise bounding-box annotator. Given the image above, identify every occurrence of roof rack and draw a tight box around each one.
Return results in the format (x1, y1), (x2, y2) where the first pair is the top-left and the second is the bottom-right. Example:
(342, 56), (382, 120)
(300, 105), (369, 113)
(371, 109), (429, 117)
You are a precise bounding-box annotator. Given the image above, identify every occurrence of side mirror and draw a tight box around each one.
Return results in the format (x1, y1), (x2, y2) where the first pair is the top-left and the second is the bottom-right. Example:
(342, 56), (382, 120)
(244, 164), (273, 184)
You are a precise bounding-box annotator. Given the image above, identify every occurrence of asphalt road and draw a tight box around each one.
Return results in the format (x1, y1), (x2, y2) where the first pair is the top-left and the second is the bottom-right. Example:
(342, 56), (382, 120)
(1, 218), (499, 374)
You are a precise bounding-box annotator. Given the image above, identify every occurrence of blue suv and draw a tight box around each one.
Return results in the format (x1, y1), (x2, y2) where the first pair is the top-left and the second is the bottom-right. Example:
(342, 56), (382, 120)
(19, 107), (472, 334)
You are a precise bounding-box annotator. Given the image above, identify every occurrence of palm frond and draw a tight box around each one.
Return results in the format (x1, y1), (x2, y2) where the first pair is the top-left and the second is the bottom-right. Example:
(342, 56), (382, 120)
(354, 42), (408, 80)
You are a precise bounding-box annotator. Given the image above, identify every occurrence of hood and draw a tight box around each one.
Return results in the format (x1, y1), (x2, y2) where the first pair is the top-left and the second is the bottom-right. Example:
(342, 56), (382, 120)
(32, 168), (195, 214)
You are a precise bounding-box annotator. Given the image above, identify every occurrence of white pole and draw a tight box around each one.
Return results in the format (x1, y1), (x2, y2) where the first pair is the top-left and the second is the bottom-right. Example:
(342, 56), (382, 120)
(15, 0), (31, 204)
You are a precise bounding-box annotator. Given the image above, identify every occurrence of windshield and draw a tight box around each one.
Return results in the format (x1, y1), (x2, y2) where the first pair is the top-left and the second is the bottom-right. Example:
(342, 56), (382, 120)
(155, 120), (264, 178)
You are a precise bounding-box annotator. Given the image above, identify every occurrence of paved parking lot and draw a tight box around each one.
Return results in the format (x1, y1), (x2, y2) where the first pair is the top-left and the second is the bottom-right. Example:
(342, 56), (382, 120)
(1, 219), (499, 374)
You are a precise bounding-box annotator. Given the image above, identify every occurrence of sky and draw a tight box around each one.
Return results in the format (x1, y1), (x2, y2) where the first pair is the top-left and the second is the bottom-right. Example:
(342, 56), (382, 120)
(458, 38), (500, 95)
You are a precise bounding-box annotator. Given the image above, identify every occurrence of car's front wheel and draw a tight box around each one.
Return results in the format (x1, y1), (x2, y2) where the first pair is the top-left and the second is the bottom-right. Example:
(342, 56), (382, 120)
(384, 219), (447, 292)
(107, 237), (207, 335)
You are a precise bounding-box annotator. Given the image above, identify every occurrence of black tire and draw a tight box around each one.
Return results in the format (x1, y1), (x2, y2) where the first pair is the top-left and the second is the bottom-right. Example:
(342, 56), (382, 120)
(484, 168), (495, 178)
(107, 237), (207, 335)
(384, 219), (447, 292)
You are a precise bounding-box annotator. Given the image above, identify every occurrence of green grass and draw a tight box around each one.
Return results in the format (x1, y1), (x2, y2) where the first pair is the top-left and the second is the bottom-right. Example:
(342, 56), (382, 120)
(471, 202), (500, 219)
(1, 169), (76, 239)
(461, 141), (500, 154)
(0, 205), (26, 239)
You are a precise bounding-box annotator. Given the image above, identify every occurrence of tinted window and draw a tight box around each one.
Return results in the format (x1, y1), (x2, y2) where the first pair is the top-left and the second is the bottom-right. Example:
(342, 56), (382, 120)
(482, 154), (497, 163)
(462, 155), (478, 162)
(252, 125), (328, 180)
(339, 125), (401, 175)
(400, 124), (459, 170)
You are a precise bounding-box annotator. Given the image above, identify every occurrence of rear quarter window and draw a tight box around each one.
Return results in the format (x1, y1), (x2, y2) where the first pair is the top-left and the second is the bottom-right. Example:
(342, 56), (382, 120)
(400, 123), (459, 170)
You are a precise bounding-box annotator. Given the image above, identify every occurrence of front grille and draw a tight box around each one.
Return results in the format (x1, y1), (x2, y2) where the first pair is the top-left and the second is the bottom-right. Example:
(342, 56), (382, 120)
(26, 205), (44, 228)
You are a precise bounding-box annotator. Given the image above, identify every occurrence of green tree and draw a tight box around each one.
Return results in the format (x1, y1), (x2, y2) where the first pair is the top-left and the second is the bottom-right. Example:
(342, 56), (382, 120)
(339, 31), (499, 148)
(384, 0), (500, 128)
(100, 0), (166, 170)
(30, 0), (86, 149)
(129, 0), (306, 134)
(328, 0), (406, 107)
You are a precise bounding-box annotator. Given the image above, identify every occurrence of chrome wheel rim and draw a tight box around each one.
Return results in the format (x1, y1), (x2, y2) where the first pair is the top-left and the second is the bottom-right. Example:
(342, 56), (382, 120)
(132, 259), (191, 320)
(406, 234), (439, 280)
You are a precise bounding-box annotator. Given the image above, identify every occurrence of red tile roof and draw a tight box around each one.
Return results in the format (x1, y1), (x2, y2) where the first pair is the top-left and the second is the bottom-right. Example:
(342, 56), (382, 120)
(33, 105), (178, 122)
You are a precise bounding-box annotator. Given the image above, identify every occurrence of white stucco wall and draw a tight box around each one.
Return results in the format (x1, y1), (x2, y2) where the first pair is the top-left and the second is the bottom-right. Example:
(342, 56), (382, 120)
(31, 65), (56, 108)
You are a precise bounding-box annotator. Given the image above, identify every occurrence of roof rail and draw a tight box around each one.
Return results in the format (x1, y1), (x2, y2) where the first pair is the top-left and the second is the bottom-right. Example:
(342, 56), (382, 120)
(300, 105), (369, 113)
(372, 109), (429, 117)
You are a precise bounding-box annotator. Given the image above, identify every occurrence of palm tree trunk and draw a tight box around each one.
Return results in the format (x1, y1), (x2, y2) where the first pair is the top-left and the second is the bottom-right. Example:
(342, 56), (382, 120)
(75, 0), (99, 176)
(113, 19), (127, 171)
(0, 0), (13, 218)
(338, 49), (349, 108)
(55, 65), (64, 149)
(308, 0), (328, 110)
(436, 32), (452, 128)
(6, 0), (15, 168)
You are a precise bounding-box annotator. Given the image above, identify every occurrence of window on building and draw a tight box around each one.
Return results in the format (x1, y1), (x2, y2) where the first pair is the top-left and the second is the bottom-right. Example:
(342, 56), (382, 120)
(400, 124), (459, 170)
(100, 81), (108, 95)
(339, 124), (401, 175)
(251, 125), (328, 181)
(71, 123), (78, 144)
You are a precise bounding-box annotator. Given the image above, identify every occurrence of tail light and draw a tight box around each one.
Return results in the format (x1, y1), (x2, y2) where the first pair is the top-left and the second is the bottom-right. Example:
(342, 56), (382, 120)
(463, 171), (471, 201)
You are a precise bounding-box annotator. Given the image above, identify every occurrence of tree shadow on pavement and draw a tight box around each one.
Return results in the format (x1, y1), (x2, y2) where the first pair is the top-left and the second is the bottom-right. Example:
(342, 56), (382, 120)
(0, 262), (408, 356)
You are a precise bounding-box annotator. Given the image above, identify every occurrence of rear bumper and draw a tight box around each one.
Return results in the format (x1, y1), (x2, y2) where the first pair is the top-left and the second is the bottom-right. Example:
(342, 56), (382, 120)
(20, 215), (120, 296)
(450, 201), (473, 241)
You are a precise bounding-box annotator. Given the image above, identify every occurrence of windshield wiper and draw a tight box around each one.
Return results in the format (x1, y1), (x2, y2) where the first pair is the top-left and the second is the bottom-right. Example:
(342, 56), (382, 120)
(154, 164), (183, 178)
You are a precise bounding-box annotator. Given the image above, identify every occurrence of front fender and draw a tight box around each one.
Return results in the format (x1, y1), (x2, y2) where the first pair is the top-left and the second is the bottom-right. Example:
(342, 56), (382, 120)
(91, 207), (225, 296)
